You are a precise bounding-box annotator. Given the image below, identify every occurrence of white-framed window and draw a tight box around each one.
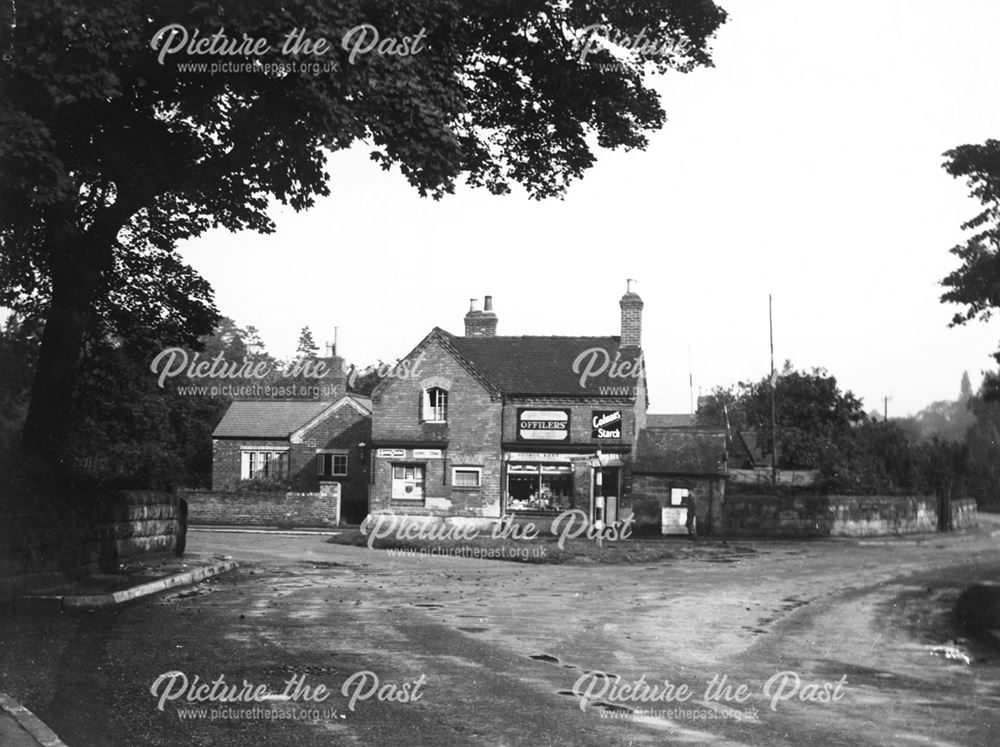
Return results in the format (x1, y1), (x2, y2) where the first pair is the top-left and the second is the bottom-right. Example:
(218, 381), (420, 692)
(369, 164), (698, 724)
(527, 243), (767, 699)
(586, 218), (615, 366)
(421, 387), (448, 423)
(240, 449), (289, 480)
(392, 464), (426, 500)
(452, 467), (482, 488)
(317, 451), (348, 478)
(670, 488), (690, 506)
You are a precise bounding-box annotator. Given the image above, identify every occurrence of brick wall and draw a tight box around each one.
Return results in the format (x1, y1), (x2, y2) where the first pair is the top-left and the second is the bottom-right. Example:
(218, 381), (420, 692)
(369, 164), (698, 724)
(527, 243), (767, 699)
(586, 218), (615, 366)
(0, 490), (185, 605)
(633, 377), (648, 447)
(371, 337), (502, 517)
(182, 489), (341, 526)
(288, 404), (370, 522)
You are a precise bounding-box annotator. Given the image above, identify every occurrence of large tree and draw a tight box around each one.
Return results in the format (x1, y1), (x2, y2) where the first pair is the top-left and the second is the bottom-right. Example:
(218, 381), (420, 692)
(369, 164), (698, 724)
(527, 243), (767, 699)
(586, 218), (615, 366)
(0, 1), (727, 472)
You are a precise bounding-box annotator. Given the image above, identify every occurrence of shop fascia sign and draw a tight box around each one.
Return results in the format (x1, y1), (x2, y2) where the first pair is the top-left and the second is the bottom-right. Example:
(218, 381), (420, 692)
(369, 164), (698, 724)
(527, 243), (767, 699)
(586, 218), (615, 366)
(375, 448), (443, 459)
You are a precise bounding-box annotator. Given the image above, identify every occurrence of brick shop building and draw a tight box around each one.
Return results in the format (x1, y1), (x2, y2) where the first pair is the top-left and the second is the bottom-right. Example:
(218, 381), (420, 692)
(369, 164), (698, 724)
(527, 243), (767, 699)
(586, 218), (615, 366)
(369, 282), (648, 526)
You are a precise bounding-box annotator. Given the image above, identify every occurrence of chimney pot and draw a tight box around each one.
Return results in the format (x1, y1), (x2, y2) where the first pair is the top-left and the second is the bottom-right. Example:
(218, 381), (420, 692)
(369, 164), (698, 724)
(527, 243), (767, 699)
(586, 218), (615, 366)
(465, 295), (498, 337)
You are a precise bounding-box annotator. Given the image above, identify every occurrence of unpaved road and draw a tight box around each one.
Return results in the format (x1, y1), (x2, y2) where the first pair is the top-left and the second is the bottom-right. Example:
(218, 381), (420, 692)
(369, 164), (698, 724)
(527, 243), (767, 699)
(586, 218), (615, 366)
(3, 522), (1000, 746)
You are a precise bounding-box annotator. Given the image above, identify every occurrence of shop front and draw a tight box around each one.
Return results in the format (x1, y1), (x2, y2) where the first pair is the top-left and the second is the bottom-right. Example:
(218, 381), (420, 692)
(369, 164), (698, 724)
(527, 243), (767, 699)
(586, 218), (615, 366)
(502, 450), (625, 524)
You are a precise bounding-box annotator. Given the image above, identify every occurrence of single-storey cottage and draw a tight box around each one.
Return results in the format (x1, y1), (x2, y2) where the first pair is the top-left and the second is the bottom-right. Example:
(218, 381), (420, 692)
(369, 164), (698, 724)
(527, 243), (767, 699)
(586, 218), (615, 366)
(211, 360), (372, 522)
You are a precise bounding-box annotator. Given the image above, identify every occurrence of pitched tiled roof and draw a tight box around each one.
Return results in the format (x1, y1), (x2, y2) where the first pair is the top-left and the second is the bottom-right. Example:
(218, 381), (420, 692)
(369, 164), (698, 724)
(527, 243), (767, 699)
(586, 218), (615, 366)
(633, 428), (726, 475)
(438, 329), (643, 397)
(646, 413), (696, 428)
(213, 398), (369, 439)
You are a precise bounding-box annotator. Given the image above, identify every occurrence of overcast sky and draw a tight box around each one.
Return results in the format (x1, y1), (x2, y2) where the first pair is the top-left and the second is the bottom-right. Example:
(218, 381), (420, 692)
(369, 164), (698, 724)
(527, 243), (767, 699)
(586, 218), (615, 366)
(178, 0), (1000, 417)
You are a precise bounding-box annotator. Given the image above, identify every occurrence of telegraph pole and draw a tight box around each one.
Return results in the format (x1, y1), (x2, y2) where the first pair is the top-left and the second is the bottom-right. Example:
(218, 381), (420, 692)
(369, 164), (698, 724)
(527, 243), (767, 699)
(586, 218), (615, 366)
(770, 294), (777, 485)
(688, 347), (694, 415)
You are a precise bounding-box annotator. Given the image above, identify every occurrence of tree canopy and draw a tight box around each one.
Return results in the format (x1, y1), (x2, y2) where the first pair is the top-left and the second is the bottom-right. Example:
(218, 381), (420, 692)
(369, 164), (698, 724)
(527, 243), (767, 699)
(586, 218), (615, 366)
(941, 139), (1000, 360)
(697, 364), (978, 496)
(0, 0), (727, 475)
(697, 363), (866, 470)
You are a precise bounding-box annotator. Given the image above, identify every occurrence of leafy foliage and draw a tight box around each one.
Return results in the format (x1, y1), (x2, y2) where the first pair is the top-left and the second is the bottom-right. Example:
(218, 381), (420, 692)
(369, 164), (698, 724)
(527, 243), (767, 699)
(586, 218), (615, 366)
(698, 364), (976, 497)
(697, 363), (865, 470)
(941, 140), (1000, 360)
(295, 326), (320, 359)
(0, 0), (728, 470)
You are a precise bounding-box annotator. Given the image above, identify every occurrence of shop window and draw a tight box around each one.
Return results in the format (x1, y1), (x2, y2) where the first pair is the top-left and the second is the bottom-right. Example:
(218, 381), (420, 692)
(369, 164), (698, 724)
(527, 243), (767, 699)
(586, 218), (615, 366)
(392, 464), (426, 500)
(670, 487), (690, 506)
(317, 451), (348, 477)
(506, 464), (574, 512)
(421, 387), (448, 423)
(452, 467), (482, 488)
(240, 449), (289, 480)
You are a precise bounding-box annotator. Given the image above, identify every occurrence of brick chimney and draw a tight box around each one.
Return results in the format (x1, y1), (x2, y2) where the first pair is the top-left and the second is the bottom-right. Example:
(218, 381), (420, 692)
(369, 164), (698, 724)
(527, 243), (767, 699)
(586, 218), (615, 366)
(464, 295), (498, 337)
(320, 354), (347, 400)
(619, 279), (643, 348)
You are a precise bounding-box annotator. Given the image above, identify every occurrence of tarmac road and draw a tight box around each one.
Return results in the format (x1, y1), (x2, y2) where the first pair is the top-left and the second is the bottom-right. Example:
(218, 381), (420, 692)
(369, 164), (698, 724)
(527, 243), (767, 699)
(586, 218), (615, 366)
(3, 522), (1000, 746)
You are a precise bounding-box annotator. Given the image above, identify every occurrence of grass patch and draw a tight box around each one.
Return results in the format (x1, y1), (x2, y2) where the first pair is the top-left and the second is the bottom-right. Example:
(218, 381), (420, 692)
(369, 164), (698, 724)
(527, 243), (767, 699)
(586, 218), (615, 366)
(327, 529), (757, 565)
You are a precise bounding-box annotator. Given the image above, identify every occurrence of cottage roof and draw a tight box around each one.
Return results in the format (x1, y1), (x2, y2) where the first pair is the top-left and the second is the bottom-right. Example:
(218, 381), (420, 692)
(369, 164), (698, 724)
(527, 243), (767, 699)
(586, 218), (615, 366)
(731, 430), (775, 468)
(633, 428), (726, 475)
(646, 413), (696, 428)
(213, 396), (371, 439)
(437, 329), (643, 398)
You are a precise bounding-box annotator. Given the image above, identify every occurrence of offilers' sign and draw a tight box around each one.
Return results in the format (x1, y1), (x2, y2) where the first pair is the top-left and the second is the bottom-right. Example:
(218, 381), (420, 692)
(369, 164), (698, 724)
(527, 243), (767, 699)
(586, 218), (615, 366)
(518, 409), (570, 441)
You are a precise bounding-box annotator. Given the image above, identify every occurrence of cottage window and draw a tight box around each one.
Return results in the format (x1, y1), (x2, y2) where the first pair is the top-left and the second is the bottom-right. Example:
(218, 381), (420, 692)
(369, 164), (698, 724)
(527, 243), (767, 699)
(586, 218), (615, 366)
(317, 451), (348, 477)
(392, 464), (426, 500)
(421, 387), (448, 423)
(452, 467), (482, 488)
(240, 449), (289, 480)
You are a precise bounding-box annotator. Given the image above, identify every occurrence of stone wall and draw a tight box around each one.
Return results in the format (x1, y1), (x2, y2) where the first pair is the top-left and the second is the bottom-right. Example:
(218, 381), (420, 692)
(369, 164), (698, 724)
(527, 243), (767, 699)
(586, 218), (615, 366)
(0, 491), (185, 605)
(183, 488), (341, 527)
(723, 493), (978, 537)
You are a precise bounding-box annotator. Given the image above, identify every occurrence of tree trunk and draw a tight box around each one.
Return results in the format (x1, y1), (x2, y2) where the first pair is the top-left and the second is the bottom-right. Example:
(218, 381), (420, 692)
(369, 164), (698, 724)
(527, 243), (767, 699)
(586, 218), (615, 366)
(21, 222), (113, 477)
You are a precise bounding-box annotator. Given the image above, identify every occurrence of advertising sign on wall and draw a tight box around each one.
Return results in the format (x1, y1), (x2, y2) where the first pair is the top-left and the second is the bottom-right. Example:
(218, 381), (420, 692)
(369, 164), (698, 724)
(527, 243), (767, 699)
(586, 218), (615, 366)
(517, 409), (570, 441)
(591, 410), (622, 439)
